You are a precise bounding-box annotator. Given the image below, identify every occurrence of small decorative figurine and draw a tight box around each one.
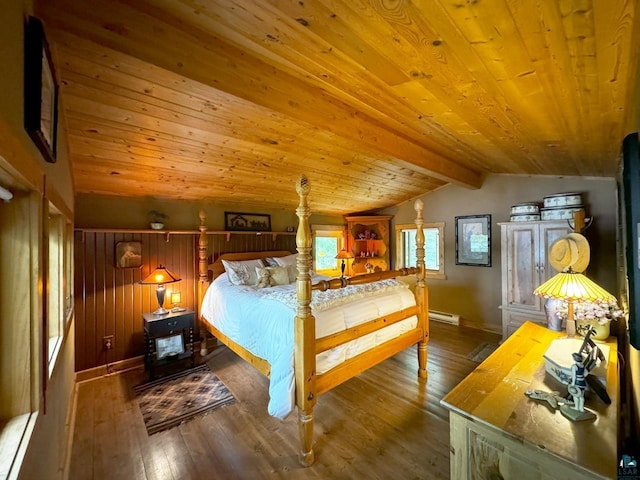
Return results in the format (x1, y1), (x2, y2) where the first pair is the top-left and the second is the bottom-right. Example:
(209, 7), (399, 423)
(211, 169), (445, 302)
(560, 351), (597, 421)
(526, 328), (602, 422)
(256, 268), (272, 289)
(524, 389), (565, 411)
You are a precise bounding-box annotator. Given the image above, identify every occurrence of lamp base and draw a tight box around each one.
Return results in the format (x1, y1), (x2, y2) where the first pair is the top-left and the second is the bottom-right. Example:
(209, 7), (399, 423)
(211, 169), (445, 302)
(171, 307), (186, 313)
(152, 307), (170, 316)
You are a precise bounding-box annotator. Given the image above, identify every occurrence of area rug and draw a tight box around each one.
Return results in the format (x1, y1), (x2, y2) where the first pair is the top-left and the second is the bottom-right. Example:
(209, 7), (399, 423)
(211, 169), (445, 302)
(134, 364), (235, 435)
(466, 342), (499, 363)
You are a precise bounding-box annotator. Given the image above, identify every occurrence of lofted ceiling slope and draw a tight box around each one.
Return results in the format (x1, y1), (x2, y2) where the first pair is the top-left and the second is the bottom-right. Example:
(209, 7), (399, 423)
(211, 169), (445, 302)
(36, 0), (640, 215)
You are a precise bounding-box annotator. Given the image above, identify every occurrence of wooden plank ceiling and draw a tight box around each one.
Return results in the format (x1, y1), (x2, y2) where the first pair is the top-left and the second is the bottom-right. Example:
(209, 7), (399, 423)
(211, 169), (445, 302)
(36, 0), (640, 215)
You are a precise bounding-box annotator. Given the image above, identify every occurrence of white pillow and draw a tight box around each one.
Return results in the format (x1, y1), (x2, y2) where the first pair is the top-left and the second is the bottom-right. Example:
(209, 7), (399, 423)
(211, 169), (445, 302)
(221, 259), (264, 286)
(264, 257), (279, 267)
(274, 253), (298, 282)
(255, 266), (290, 288)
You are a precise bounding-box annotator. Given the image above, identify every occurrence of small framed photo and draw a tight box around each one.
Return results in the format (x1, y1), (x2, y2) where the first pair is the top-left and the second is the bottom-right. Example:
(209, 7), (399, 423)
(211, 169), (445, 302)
(24, 16), (58, 164)
(155, 333), (185, 360)
(225, 212), (271, 231)
(115, 241), (142, 268)
(455, 215), (491, 267)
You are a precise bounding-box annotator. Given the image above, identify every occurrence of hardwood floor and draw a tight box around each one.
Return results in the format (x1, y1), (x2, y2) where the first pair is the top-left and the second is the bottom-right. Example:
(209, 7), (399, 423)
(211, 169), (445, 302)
(67, 322), (501, 479)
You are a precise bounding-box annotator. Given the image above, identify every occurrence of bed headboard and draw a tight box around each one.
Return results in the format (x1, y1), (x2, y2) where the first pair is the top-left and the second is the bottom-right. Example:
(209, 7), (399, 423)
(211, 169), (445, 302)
(209, 250), (293, 279)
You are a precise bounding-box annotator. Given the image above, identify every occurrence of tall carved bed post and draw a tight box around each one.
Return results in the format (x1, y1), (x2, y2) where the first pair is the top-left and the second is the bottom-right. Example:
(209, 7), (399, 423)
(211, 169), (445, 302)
(414, 199), (429, 378)
(294, 175), (316, 466)
(198, 210), (210, 357)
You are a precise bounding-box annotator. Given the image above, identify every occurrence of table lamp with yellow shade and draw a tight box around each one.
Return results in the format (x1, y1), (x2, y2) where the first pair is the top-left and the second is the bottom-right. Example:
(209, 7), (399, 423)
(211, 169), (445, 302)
(170, 290), (186, 312)
(534, 268), (616, 336)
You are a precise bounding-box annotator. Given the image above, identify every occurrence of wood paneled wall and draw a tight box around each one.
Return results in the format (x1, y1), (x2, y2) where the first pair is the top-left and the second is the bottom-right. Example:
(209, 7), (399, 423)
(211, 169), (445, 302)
(73, 231), (295, 371)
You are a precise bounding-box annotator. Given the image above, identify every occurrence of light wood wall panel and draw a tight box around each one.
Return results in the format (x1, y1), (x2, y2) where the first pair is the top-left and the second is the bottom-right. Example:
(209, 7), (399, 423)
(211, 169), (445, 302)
(0, 191), (41, 418)
(74, 231), (295, 371)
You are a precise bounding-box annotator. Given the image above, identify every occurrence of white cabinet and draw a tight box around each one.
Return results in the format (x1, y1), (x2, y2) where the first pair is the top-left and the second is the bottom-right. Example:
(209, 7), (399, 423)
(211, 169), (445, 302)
(500, 221), (571, 339)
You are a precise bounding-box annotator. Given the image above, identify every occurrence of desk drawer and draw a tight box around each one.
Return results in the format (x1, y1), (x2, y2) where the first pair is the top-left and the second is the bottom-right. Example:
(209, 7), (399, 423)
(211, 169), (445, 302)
(146, 312), (194, 336)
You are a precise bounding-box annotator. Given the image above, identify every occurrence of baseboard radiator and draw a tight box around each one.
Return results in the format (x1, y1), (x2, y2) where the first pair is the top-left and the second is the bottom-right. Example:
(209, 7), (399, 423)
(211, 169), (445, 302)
(428, 310), (460, 326)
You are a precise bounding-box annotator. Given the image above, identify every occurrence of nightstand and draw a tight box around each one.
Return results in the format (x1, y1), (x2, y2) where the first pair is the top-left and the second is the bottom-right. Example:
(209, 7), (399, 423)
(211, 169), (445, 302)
(143, 309), (195, 380)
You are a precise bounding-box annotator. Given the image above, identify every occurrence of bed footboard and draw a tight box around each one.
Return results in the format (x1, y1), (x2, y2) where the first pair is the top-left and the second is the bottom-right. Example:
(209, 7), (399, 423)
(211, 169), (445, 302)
(294, 177), (428, 466)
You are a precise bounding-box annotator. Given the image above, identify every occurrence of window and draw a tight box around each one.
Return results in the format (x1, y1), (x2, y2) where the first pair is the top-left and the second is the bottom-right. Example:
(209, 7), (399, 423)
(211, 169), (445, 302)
(312, 225), (345, 276)
(46, 198), (73, 377)
(47, 208), (64, 373)
(395, 222), (445, 278)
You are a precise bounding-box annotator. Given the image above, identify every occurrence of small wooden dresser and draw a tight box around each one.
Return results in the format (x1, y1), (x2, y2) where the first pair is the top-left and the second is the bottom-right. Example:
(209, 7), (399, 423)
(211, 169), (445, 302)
(441, 321), (618, 479)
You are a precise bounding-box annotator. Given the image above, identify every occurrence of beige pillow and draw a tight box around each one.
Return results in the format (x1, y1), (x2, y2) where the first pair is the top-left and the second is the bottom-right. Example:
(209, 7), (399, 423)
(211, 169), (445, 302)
(222, 259), (264, 285)
(268, 266), (290, 286)
(274, 253), (298, 283)
(255, 266), (290, 288)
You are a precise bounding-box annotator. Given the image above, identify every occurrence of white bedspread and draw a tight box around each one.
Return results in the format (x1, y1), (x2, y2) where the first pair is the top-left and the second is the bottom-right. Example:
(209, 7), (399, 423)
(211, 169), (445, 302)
(200, 274), (417, 419)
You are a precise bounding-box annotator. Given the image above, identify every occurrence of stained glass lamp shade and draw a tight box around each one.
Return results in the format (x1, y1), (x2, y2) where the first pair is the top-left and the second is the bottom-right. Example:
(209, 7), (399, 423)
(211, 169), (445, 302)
(533, 270), (616, 336)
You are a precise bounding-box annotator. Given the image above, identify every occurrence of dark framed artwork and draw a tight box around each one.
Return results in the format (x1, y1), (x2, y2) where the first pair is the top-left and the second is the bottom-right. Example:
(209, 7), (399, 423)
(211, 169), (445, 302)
(115, 241), (142, 268)
(225, 212), (272, 231)
(24, 16), (59, 164)
(455, 214), (491, 267)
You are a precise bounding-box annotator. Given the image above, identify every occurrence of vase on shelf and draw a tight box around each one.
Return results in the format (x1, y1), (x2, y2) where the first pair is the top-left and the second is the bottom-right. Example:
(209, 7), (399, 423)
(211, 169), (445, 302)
(544, 298), (564, 332)
(575, 319), (610, 342)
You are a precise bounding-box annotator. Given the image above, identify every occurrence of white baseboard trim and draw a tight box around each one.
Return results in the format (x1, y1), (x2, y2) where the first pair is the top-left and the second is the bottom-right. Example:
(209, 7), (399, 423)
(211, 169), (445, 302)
(429, 310), (460, 325)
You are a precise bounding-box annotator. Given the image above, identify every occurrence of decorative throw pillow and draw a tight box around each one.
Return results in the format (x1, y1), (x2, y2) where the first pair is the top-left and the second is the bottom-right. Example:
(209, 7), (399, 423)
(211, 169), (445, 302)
(255, 266), (290, 288)
(274, 253), (298, 283)
(221, 259), (264, 286)
(267, 266), (290, 286)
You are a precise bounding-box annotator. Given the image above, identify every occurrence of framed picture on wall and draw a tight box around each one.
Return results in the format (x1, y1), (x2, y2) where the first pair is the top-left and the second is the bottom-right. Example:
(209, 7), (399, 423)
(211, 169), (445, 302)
(115, 241), (142, 268)
(455, 214), (491, 267)
(24, 16), (58, 164)
(224, 212), (271, 231)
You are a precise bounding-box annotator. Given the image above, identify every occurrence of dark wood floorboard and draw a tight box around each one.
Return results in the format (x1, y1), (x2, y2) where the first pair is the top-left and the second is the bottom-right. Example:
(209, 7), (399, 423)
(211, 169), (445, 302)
(68, 322), (500, 479)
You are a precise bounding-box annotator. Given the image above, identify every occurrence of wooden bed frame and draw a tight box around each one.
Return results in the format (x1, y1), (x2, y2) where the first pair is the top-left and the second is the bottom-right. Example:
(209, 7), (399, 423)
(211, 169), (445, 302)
(197, 175), (429, 466)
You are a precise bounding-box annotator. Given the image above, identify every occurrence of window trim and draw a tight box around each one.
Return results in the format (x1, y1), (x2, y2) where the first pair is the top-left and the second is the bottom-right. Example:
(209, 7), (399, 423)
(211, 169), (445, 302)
(395, 222), (446, 279)
(311, 224), (346, 277)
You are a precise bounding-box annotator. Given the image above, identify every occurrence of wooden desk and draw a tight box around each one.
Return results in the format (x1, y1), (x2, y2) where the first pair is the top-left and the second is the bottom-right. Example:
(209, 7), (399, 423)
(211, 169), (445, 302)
(441, 321), (618, 479)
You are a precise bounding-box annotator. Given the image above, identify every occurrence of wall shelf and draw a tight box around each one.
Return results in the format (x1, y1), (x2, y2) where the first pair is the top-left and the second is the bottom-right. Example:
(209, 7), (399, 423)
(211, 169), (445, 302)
(74, 228), (296, 242)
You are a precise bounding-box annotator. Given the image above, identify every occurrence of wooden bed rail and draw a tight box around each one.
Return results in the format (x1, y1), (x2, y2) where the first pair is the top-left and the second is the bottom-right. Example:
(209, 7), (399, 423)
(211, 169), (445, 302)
(312, 267), (419, 291)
